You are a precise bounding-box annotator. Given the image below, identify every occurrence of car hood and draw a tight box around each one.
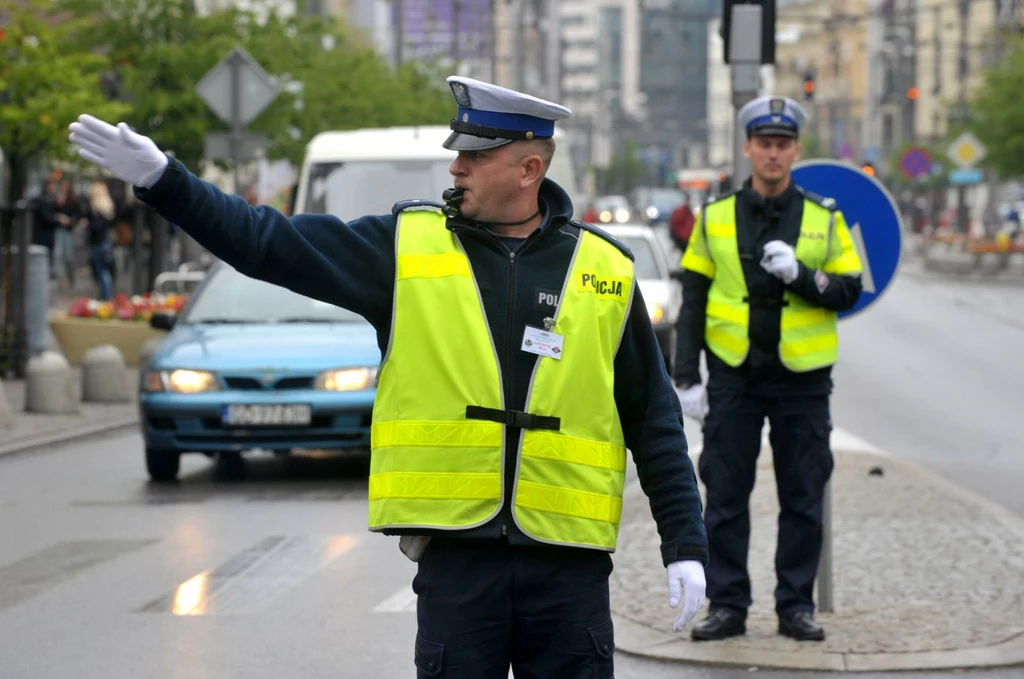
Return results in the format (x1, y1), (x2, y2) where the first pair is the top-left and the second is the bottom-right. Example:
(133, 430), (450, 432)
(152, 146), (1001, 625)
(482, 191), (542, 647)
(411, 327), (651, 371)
(152, 322), (381, 371)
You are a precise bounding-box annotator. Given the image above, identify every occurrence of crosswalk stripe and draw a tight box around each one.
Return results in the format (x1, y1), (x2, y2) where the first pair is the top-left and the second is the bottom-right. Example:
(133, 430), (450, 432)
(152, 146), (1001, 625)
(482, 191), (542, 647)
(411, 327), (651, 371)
(372, 584), (417, 613)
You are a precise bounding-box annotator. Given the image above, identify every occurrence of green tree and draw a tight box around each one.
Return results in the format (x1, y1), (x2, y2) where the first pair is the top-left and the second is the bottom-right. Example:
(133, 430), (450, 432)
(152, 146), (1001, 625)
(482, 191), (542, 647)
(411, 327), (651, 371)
(64, 0), (453, 169)
(971, 34), (1024, 178)
(0, 0), (128, 209)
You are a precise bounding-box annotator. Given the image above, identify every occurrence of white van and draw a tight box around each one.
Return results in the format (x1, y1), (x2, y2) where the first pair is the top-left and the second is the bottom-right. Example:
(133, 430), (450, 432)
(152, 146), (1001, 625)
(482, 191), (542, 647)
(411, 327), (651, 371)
(293, 126), (582, 221)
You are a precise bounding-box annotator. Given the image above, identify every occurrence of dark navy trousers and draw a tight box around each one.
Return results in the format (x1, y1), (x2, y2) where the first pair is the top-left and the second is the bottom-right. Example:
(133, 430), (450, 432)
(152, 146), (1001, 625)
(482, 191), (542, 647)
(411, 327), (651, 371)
(412, 537), (615, 678)
(698, 382), (834, 617)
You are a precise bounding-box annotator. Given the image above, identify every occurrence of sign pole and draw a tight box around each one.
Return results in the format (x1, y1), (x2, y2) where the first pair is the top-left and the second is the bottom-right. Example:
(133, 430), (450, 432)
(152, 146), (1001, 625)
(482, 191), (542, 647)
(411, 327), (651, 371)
(729, 5), (763, 188)
(230, 51), (244, 196)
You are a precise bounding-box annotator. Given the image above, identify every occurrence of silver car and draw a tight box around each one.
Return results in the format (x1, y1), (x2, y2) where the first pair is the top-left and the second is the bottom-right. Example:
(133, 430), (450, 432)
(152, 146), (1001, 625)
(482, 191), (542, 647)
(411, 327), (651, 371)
(601, 224), (683, 372)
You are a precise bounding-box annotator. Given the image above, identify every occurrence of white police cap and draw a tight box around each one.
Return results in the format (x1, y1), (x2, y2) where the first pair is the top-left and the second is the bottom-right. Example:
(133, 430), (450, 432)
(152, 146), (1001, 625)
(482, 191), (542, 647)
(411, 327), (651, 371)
(737, 96), (807, 138)
(444, 76), (573, 151)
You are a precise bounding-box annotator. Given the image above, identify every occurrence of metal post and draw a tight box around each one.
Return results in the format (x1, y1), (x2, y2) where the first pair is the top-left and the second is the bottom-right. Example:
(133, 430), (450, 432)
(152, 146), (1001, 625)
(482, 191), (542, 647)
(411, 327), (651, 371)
(230, 51), (243, 196)
(955, 0), (970, 235)
(12, 201), (31, 378)
(132, 204), (146, 295)
(817, 481), (834, 612)
(729, 5), (763, 185)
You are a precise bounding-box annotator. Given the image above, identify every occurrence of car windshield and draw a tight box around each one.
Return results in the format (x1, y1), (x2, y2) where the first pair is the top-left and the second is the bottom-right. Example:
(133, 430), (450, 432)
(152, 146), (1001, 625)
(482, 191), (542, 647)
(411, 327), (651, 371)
(616, 235), (663, 279)
(304, 160), (454, 221)
(184, 267), (364, 324)
(644, 189), (685, 211)
(595, 195), (630, 211)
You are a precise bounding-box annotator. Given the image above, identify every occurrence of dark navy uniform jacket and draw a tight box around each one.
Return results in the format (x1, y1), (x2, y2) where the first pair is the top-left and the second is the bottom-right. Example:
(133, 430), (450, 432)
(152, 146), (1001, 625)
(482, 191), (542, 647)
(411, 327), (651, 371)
(136, 158), (708, 567)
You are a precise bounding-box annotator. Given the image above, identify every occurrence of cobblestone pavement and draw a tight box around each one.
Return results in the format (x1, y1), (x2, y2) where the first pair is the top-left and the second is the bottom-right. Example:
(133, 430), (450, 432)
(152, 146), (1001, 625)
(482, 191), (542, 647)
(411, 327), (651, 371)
(610, 449), (1024, 670)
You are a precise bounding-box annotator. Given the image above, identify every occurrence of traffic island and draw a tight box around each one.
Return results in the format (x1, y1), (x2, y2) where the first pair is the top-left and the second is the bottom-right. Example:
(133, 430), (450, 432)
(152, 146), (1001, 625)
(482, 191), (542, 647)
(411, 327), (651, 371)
(611, 449), (1024, 671)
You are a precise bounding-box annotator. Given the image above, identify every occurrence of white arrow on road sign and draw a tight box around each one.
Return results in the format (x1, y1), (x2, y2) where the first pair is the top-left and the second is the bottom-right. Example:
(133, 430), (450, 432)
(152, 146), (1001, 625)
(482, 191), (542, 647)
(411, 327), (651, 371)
(848, 223), (877, 294)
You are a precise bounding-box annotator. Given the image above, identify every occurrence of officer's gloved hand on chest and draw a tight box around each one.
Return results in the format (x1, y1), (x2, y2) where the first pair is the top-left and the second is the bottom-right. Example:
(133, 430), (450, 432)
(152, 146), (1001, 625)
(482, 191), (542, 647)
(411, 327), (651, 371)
(760, 240), (800, 284)
(69, 114), (169, 189)
(667, 560), (706, 632)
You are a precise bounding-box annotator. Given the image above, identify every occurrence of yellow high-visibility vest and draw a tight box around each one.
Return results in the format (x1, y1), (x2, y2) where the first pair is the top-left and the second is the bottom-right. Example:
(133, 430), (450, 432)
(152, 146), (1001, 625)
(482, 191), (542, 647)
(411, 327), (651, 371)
(681, 192), (862, 372)
(369, 209), (635, 551)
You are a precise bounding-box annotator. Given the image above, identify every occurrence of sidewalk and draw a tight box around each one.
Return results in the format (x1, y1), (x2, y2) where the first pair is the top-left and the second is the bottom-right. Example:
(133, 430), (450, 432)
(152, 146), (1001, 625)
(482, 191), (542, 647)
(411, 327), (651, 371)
(610, 442), (1024, 671)
(0, 368), (139, 458)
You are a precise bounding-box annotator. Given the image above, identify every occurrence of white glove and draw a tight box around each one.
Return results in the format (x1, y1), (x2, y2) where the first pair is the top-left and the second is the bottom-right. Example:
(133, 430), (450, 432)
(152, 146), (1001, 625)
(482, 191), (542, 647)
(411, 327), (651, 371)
(675, 384), (708, 424)
(667, 560), (706, 632)
(760, 240), (800, 284)
(68, 114), (169, 189)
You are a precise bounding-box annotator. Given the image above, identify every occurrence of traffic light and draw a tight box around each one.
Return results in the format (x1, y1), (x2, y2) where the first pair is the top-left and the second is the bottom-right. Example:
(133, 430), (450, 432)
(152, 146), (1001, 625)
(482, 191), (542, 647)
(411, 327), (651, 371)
(906, 87), (919, 101)
(862, 162), (876, 177)
(721, 0), (777, 65)
(802, 75), (815, 101)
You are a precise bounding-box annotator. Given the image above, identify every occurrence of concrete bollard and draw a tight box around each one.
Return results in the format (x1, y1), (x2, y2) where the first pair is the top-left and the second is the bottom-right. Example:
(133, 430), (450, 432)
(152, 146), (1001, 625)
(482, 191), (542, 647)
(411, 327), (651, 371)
(25, 351), (78, 414)
(81, 344), (130, 402)
(138, 337), (163, 370)
(0, 378), (14, 428)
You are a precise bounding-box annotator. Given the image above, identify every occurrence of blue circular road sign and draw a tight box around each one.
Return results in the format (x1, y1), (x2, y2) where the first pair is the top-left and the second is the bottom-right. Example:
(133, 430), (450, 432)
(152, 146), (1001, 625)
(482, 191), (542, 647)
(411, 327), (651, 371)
(792, 160), (904, 319)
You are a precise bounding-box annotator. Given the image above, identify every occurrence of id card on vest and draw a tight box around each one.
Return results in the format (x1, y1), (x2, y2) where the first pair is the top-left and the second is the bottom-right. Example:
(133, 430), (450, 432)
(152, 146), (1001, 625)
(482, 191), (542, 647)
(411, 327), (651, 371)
(521, 325), (564, 359)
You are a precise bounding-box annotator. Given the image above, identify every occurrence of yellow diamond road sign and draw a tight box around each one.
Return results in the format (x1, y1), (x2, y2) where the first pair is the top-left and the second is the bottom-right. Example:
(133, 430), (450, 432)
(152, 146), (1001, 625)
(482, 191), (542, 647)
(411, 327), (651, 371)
(946, 131), (987, 169)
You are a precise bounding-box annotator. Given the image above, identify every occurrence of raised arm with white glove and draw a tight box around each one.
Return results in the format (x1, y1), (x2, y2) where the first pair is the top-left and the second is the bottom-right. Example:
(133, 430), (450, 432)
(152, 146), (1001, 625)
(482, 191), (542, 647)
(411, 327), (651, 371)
(667, 559), (706, 632)
(68, 115), (169, 189)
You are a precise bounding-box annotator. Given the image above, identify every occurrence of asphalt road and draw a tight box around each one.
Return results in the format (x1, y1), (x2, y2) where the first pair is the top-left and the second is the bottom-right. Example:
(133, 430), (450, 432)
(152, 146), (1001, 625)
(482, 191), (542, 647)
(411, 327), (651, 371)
(1, 255), (1022, 678)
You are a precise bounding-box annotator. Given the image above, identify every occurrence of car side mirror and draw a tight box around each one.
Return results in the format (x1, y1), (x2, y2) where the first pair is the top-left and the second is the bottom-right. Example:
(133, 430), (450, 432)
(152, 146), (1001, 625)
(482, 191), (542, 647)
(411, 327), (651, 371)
(150, 311), (177, 331)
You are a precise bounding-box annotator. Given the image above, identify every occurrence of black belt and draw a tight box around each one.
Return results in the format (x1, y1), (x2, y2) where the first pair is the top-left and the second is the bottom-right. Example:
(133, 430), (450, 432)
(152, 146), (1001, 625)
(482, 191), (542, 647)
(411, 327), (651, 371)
(465, 405), (561, 431)
(743, 295), (789, 309)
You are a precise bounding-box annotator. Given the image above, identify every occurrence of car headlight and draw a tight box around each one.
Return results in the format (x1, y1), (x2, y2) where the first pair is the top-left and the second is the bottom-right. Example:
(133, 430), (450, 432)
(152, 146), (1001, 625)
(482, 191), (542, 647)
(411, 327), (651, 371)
(647, 301), (665, 324)
(314, 367), (377, 391)
(645, 206), (659, 219)
(614, 208), (630, 223)
(599, 210), (612, 223)
(143, 369), (221, 393)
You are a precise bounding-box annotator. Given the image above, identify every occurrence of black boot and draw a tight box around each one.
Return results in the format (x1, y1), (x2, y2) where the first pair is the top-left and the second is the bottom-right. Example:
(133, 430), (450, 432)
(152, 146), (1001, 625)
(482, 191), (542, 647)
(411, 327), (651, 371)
(690, 609), (746, 641)
(778, 611), (825, 641)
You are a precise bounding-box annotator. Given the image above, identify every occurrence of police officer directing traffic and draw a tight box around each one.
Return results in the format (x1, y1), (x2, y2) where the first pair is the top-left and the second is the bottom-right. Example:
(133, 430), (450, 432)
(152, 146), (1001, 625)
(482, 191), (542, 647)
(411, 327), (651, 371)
(70, 76), (709, 677)
(674, 96), (863, 642)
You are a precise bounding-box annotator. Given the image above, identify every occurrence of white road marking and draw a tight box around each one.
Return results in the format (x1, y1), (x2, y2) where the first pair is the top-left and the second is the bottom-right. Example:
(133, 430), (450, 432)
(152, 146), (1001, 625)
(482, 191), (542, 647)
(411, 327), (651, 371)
(371, 584), (417, 613)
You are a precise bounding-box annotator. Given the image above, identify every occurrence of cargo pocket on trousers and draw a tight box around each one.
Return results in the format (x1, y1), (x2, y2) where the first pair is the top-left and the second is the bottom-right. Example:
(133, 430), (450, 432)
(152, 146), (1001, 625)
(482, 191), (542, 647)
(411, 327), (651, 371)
(587, 618), (615, 679)
(414, 635), (445, 678)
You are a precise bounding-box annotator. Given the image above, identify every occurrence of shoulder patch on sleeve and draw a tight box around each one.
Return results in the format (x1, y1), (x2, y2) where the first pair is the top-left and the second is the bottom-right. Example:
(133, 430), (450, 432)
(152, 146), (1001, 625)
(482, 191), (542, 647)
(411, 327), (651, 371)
(569, 220), (635, 261)
(391, 199), (445, 217)
(796, 186), (838, 211)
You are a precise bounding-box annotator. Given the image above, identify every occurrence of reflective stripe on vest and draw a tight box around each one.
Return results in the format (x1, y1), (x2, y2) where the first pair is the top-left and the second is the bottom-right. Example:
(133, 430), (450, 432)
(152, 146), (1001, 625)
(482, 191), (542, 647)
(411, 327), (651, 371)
(369, 209), (634, 550)
(701, 195), (840, 372)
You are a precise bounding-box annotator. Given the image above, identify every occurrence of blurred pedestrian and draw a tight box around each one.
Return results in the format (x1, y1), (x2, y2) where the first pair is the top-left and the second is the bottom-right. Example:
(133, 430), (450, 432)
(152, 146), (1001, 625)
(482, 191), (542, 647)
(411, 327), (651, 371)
(86, 180), (116, 300)
(669, 196), (696, 253)
(52, 179), (85, 289)
(70, 75), (709, 677)
(673, 96), (863, 642)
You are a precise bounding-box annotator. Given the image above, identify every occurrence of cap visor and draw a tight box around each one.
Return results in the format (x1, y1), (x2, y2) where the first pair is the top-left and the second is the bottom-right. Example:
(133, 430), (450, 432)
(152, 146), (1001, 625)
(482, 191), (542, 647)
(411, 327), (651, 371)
(443, 131), (514, 151)
(749, 125), (799, 138)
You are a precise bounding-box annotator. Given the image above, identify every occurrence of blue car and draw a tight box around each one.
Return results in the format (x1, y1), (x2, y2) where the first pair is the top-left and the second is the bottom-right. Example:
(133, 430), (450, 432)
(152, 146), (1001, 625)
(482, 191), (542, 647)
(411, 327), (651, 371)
(140, 263), (380, 482)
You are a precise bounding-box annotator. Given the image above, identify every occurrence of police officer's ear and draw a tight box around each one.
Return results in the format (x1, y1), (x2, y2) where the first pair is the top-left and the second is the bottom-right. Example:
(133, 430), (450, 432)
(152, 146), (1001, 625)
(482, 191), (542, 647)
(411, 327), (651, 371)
(793, 139), (803, 163)
(742, 137), (753, 160)
(515, 148), (546, 189)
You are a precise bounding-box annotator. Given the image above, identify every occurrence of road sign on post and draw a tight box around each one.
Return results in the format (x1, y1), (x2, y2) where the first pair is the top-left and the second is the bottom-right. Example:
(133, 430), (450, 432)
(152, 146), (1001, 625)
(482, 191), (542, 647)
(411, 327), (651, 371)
(790, 160), (904, 615)
(946, 131), (986, 169)
(195, 47), (278, 193)
(792, 159), (904, 319)
(900, 147), (932, 180)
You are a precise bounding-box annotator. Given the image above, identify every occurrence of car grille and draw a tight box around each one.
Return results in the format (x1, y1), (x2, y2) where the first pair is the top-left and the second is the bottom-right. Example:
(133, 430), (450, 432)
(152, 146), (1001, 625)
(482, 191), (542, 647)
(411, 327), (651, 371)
(222, 375), (316, 390)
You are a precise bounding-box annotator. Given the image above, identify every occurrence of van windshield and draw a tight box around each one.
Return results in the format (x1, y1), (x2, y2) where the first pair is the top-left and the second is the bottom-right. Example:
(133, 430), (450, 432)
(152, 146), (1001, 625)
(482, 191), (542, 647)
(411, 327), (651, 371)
(303, 160), (455, 220)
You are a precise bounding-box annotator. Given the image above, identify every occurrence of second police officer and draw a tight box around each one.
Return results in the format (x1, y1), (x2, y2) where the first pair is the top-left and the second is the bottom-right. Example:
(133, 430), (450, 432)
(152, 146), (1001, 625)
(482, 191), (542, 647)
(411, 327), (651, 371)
(674, 96), (864, 641)
(69, 76), (709, 677)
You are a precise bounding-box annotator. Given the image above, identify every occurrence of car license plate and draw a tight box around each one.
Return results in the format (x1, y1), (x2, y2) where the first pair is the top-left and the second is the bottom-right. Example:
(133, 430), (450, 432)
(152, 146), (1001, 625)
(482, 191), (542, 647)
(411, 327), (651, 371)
(222, 404), (312, 427)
